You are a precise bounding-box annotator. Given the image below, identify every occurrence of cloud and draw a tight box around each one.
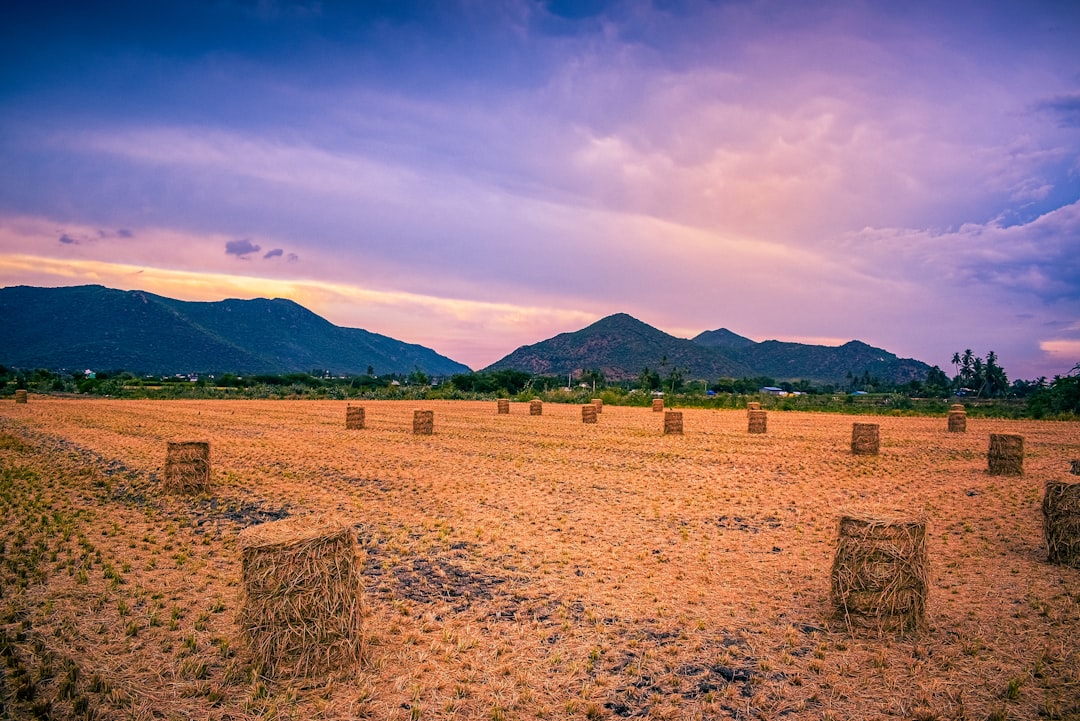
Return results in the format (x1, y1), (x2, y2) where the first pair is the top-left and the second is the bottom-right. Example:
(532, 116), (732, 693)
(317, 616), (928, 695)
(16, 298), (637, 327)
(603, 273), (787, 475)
(59, 233), (80, 245)
(225, 238), (261, 257)
(1039, 340), (1080, 363)
(1037, 92), (1080, 129)
(263, 248), (283, 259)
(287, 253), (298, 262)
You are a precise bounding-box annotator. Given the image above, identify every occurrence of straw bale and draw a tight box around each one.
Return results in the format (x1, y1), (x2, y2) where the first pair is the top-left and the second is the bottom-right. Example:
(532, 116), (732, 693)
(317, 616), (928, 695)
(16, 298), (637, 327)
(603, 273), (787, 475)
(830, 514), (928, 634)
(413, 409), (434, 435)
(652, 398), (664, 412)
(987, 433), (1023, 475)
(582, 404), (598, 424)
(345, 405), (365, 430)
(747, 402), (761, 411)
(851, 423), (880, 455)
(497, 399), (510, 414)
(238, 516), (363, 678)
(14, 389), (27, 404)
(530, 399), (543, 416)
(748, 409), (767, 434)
(663, 410), (683, 435)
(947, 410), (966, 433)
(592, 398), (603, 413)
(949, 404), (965, 413)
(164, 441), (211, 494)
(1070, 459), (1079, 476)
(1042, 480), (1080, 568)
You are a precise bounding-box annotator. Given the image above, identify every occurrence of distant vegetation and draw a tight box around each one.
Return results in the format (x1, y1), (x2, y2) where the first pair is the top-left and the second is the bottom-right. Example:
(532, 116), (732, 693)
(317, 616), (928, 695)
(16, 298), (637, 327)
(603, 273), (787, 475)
(3, 355), (1077, 419)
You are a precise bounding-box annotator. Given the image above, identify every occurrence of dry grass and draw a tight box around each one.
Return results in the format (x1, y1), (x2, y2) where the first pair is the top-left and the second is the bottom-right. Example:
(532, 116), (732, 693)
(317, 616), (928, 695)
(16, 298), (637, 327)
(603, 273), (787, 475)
(238, 515), (364, 678)
(851, 422), (880, 455)
(948, 410), (966, 433)
(1043, 480), (1080, 568)
(989, 433), (1024, 475)
(748, 410), (767, 434)
(164, 440), (211, 494)
(0, 399), (1078, 720)
(346, 405), (366, 430)
(830, 515), (928, 635)
(662, 411), (683, 436)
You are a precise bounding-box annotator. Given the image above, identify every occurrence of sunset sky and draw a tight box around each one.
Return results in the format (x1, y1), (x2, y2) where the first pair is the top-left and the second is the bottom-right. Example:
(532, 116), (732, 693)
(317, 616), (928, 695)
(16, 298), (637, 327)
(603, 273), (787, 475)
(2, 1), (1079, 379)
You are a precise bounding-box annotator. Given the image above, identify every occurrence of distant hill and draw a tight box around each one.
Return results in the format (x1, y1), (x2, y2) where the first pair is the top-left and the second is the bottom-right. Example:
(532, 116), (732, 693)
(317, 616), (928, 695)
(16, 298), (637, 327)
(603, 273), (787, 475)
(484, 314), (931, 385)
(484, 313), (753, 381)
(693, 328), (931, 385)
(0, 285), (470, 376)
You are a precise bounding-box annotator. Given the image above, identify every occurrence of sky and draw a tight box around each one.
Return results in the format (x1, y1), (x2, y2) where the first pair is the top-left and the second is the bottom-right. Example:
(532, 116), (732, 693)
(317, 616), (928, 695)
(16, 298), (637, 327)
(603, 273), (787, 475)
(1, 0), (1079, 379)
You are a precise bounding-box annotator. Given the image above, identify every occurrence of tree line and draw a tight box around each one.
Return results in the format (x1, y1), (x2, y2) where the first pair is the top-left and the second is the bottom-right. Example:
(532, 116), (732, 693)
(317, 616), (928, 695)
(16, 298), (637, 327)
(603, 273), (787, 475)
(1, 357), (1077, 417)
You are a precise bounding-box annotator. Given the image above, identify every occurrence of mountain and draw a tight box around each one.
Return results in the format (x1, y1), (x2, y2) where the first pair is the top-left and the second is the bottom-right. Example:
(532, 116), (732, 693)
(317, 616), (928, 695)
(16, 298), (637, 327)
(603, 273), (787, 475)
(693, 329), (931, 385)
(0, 285), (470, 376)
(483, 313), (753, 381)
(484, 313), (931, 385)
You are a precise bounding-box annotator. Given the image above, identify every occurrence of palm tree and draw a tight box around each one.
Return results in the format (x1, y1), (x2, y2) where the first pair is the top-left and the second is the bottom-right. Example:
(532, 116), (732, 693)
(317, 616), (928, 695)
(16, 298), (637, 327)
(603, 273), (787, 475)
(951, 351), (961, 380)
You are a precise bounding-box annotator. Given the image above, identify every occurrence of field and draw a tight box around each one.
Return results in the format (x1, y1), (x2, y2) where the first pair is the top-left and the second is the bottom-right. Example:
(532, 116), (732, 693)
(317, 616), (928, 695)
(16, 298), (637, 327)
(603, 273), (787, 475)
(0, 398), (1077, 720)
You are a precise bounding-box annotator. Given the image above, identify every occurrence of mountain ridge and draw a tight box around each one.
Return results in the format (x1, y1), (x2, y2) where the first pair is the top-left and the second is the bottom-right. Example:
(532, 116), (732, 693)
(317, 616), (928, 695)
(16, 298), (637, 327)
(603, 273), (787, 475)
(0, 285), (470, 376)
(486, 314), (931, 385)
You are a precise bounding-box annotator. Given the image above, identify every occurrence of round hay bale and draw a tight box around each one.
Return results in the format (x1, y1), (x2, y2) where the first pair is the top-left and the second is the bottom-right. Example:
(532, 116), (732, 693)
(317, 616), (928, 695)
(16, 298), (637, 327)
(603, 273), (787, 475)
(947, 410), (966, 433)
(748, 409), (767, 434)
(164, 441), (211, 494)
(987, 433), (1023, 475)
(581, 404), (598, 424)
(592, 398), (603, 414)
(14, 389), (27, 404)
(530, 399), (543, 416)
(345, 405), (365, 430)
(747, 401), (761, 411)
(238, 516), (363, 678)
(663, 410), (683, 435)
(831, 514), (928, 634)
(413, 409), (434, 435)
(652, 398), (664, 413)
(851, 423), (880, 455)
(497, 399), (510, 415)
(1069, 460), (1079, 476)
(949, 404), (965, 413)
(1043, 480), (1080, 568)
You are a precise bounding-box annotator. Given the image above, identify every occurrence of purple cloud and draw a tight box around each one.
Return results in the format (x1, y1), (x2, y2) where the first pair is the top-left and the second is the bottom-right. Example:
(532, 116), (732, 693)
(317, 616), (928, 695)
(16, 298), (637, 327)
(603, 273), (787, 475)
(225, 238), (261, 257)
(59, 233), (79, 245)
(263, 248), (283, 259)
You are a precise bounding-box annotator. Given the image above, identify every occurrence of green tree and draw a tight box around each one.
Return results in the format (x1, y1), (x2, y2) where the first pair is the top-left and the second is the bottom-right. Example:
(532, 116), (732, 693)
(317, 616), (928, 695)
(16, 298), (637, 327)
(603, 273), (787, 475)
(638, 367), (661, 391)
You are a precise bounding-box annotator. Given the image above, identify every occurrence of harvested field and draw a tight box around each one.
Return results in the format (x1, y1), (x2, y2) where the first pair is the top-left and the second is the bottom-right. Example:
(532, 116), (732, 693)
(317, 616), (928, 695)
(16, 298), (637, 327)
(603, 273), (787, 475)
(0, 398), (1078, 721)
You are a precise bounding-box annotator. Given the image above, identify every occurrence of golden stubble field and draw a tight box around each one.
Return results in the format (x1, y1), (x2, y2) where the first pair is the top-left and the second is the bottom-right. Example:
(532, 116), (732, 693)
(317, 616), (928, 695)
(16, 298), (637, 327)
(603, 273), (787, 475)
(0, 398), (1077, 721)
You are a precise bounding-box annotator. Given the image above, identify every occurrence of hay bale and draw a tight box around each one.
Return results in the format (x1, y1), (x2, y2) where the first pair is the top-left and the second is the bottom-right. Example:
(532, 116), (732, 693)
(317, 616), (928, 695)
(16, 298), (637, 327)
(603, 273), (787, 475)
(747, 402), (761, 412)
(1070, 460), (1079, 476)
(581, 404), (597, 424)
(14, 389), (27, 404)
(345, 405), (365, 430)
(497, 399), (510, 415)
(748, 410), (767, 434)
(592, 398), (603, 414)
(238, 516), (363, 678)
(987, 433), (1023, 475)
(947, 410), (966, 433)
(652, 398), (664, 412)
(851, 423), (880, 455)
(663, 410), (683, 435)
(530, 399), (543, 416)
(164, 441), (211, 494)
(413, 409), (434, 435)
(949, 404), (965, 413)
(1043, 480), (1080, 568)
(831, 514), (928, 634)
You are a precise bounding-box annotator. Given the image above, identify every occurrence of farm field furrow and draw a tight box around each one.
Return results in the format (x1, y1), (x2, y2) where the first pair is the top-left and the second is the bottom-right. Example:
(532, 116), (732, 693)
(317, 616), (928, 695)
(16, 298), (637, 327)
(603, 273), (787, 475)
(0, 398), (1077, 721)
